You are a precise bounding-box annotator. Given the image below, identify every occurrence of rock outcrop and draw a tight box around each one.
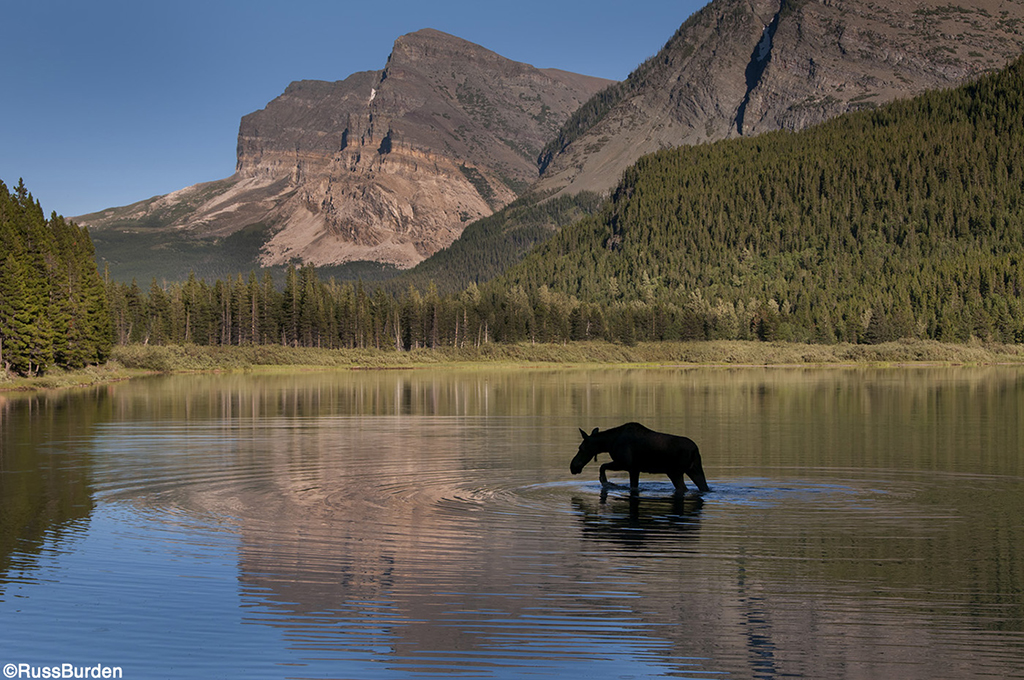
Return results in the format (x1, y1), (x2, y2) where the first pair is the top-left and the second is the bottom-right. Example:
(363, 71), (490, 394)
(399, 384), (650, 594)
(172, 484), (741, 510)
(537, 0), (1024, 197)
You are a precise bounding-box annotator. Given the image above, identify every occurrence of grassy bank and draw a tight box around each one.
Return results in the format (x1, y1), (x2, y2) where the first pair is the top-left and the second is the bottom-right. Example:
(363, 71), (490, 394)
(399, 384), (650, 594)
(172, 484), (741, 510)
(106, 339), (1024, 370)
(0, 362), (146, 393)
(4, 339), (1023, 393)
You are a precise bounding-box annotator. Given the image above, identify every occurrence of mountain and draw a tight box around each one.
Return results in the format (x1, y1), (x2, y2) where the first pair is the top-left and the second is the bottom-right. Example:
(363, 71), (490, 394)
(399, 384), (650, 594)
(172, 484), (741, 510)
(536, 0), (1024, 198)
(78, 29), (610, 278)
(390, 0), (1024, 294)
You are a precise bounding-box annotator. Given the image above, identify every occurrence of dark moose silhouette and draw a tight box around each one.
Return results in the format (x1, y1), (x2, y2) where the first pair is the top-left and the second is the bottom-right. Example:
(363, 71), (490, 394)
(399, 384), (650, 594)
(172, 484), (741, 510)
(570, 422), (711, 493)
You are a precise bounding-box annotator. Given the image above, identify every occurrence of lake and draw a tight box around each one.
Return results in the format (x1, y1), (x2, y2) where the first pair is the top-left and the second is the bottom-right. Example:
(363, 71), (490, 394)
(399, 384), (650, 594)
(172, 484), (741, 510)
(1, 366), (1023, 679)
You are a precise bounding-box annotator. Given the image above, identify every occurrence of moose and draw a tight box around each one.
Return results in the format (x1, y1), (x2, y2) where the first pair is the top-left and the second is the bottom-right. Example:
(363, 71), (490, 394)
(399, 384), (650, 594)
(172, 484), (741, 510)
(570, 422), (711, 493)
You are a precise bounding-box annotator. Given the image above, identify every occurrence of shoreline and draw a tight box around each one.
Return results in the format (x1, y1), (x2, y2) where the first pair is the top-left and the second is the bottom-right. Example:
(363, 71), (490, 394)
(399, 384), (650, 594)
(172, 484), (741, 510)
(3, 339), (1024, 393)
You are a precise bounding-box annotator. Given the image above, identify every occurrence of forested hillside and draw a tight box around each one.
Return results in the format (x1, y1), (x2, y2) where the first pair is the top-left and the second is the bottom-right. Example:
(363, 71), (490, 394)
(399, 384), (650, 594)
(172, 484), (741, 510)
(388, 192), (604, 296)
(0, 180), (112, 375)
(497, 53), (1024, 344)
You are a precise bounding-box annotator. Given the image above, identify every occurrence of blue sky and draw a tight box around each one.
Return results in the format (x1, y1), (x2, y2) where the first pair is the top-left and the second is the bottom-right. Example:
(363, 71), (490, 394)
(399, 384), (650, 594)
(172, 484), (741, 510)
(1, 0), (705, 218)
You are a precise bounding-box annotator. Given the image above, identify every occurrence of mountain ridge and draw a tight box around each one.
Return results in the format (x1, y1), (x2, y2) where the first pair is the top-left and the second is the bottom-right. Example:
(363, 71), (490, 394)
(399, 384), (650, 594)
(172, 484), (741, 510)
(393, 0), (1024, 297)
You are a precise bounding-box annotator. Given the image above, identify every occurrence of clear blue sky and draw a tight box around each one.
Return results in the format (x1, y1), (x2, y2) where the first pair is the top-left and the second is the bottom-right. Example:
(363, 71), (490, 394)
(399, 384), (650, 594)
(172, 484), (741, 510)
(1, 0), (706, 218)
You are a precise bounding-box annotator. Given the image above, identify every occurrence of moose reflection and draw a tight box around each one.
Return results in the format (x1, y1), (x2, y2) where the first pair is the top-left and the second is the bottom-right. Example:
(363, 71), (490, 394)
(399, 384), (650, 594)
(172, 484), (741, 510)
(570, 422), (711, 493)
(571, 493), (704, 549)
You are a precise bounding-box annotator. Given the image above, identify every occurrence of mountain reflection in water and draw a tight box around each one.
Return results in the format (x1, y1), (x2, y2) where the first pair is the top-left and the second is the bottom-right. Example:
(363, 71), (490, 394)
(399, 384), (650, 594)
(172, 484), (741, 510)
(1, 367), (1022, 679)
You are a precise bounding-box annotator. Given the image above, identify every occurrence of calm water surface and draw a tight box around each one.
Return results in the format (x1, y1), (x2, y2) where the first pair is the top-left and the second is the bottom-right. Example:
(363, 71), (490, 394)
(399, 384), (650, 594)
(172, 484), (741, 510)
(1, 367), (1023, 679)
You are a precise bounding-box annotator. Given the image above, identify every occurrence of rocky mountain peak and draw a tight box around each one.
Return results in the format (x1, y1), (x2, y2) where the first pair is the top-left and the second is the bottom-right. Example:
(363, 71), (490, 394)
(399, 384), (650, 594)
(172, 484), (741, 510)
(386, 28), (515, 72)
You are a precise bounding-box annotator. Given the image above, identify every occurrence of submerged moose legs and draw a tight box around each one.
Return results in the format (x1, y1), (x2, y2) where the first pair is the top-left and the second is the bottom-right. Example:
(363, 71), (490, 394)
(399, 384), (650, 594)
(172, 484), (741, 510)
(597, 461), (639, 489)
(571, 423), (711, 493)
(684, 456), (710, 492)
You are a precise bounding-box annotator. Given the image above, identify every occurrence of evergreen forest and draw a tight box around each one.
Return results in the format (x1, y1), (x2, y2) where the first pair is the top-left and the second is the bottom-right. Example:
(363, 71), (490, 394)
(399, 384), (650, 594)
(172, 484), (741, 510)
(0, 180), (113, 375)
(389, 192), (604, 296)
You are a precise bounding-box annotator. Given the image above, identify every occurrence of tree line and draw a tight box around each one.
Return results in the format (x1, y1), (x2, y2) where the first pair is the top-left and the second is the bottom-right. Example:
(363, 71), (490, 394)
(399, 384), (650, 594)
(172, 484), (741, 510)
(105, 267), (613, 350)
(0, 180), (113, 375)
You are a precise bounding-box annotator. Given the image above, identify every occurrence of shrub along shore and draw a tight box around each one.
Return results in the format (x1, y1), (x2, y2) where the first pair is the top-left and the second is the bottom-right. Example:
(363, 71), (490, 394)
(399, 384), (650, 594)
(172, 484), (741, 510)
(3, 339), (1024, 393)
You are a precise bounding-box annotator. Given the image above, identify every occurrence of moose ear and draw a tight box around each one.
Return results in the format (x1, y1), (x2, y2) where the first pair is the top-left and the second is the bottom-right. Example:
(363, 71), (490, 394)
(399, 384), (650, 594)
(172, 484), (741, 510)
(579, 428), (588, 439)
(590, 427), (599, 436)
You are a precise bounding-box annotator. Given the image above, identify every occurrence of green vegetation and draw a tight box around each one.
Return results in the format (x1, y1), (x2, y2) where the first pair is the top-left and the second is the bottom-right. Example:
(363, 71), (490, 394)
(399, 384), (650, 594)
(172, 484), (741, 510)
(93, 221), (400, 285)
(4, 339), (1021, 393)
(0, 179), (112, 377)
(91, 222), (272, 283)
(390, 191), (604, 295)
(0, 362), (141, 392)
(104, 339), (1024, 372)
(458, 164), (497, 207)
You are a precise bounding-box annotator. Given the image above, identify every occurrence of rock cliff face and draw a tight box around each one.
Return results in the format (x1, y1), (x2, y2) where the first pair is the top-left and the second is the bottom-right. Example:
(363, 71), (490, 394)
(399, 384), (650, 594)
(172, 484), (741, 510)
(537, 0), (1024, 197)
(81, 29), (611, 269)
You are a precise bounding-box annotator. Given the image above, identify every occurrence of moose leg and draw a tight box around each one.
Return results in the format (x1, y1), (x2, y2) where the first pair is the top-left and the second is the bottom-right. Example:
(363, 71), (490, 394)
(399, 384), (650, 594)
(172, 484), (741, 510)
(598, 462), (616, 487)
(668, 472), (688, 493)
(599, 461), (629, 488)
(629, 469), (640, 491)
(687, 456), (711, 492)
